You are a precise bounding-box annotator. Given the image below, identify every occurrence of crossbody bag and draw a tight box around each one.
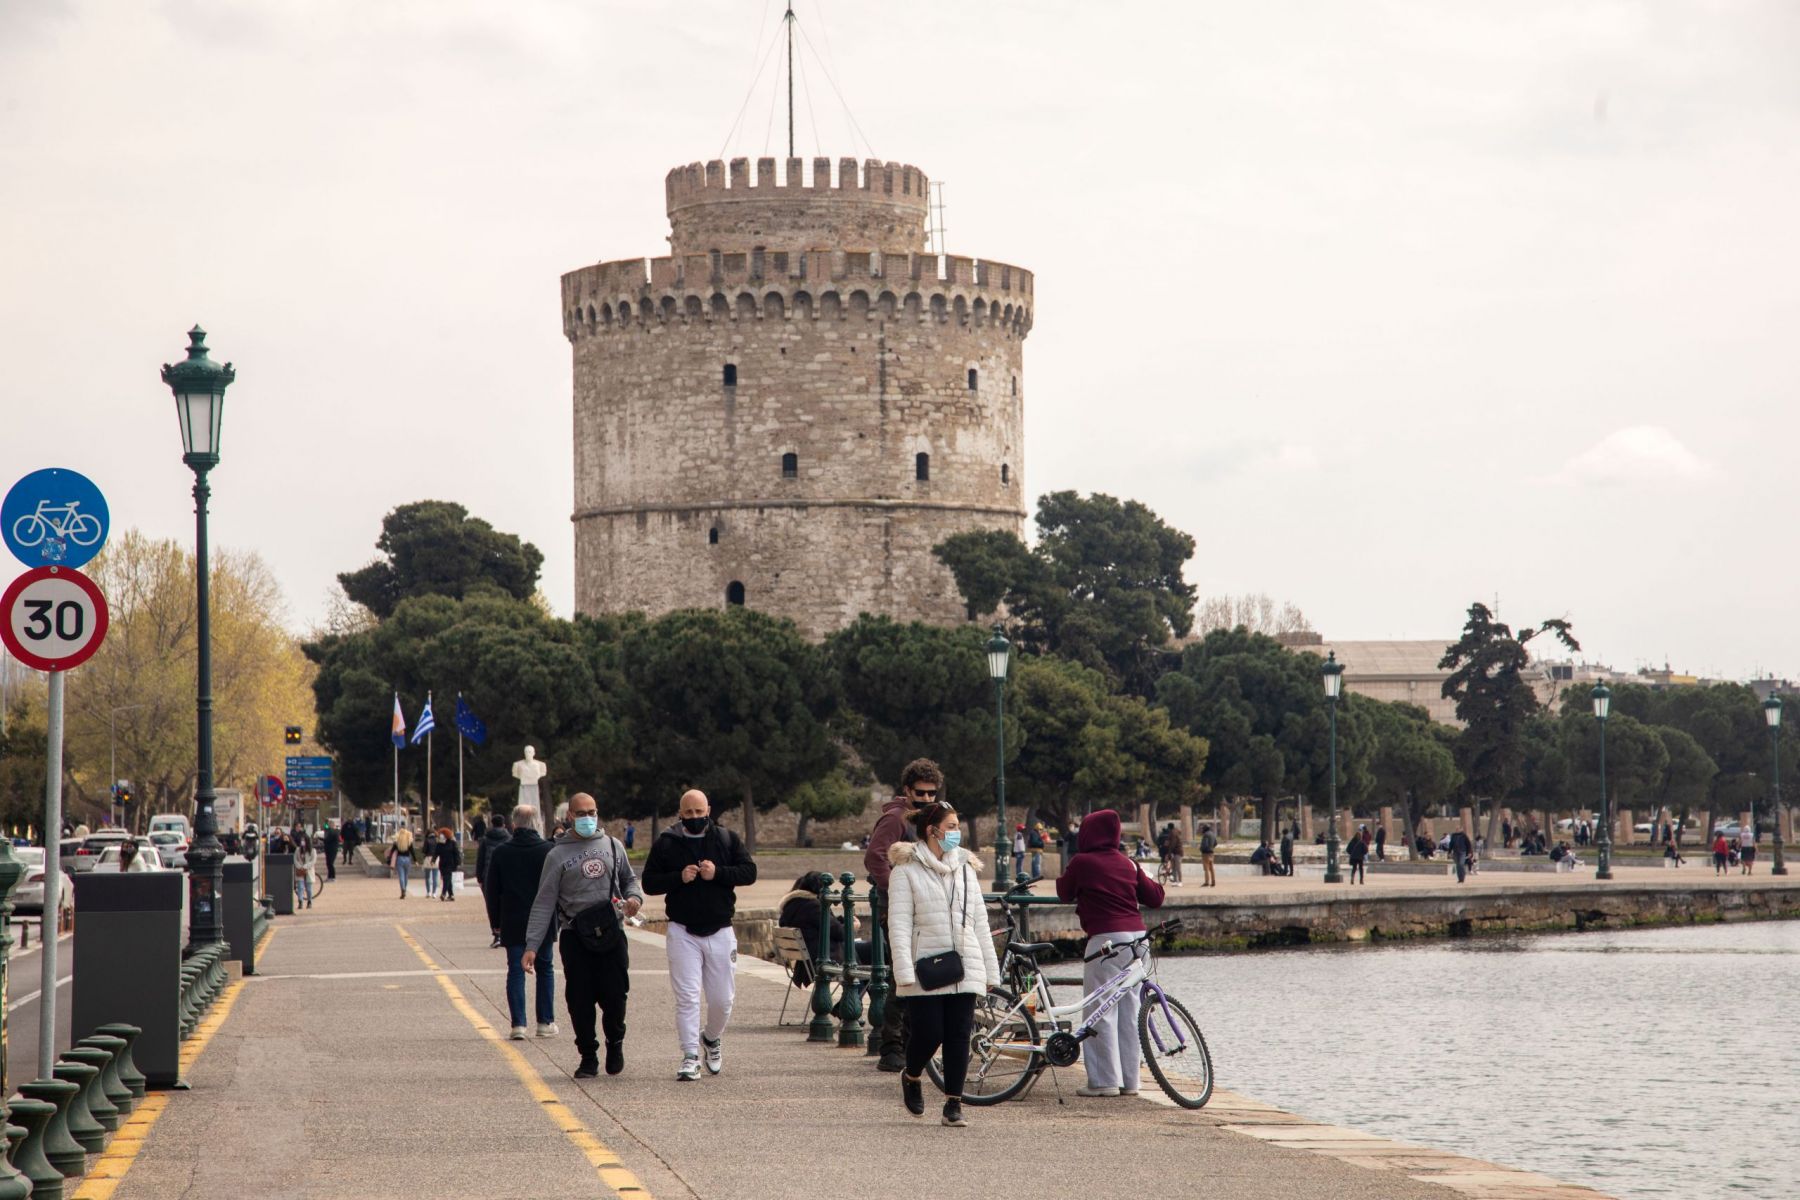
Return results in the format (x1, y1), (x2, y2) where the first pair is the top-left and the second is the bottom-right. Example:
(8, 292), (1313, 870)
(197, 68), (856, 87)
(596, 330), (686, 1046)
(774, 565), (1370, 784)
(571, 839), (624, 956)
(912, 861), (969, 991)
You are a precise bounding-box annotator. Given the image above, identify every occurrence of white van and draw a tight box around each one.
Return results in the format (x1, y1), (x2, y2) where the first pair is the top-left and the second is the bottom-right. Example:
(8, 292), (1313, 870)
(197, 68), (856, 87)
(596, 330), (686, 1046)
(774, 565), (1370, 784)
(149, 813), (192, 841)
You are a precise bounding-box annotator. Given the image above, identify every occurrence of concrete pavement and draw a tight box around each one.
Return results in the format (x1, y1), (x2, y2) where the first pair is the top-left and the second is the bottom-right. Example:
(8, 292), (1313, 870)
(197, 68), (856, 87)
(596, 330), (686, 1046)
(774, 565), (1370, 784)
(93, 871), (1606, 1200)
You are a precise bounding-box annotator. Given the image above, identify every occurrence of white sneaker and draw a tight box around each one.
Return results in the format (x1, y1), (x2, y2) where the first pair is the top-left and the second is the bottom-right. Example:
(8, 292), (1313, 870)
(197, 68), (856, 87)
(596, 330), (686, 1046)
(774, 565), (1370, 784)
(536, 1022), (560, 1038)
(509, 1026), (527, 1041)
(1076, 1085), (1120, 1097)
(703, 1036), (722, 1075)
(677, 1054), (701, 1081)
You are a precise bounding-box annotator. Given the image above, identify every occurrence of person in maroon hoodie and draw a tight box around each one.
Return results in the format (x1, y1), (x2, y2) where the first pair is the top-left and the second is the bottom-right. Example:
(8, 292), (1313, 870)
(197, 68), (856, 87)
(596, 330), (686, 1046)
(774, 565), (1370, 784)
(1054, 808), (1166, 1097)
(863, 758), (944, 1072)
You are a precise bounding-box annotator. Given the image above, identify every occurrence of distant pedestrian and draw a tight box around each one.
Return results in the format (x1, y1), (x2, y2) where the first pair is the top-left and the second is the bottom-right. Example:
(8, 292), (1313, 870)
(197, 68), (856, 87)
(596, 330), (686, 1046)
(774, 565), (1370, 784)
(1012, 825), (1027, 882)
(1028, 823), (1045, 879)
(1055, 808), (1164, 1100)
(389, 825), (415, 898)
(486, 805), (560, 1041)
(524, 793), (642, 1079)
(470, 814), (487, 843)
(341, 820), (359, 866)
(1345, 826), (1367, 884)
(422, 829), (441, 898)
(1162, 821), (1184, 885)
(293, 838), (316, 908)
(1448, 828), (1472, 883)
(1712, 831), (1729, 875)
(321, 823), (339, 881)
(1374, 824), (1387, 861)
(1664, 840), (1685, 867)
(1279, 827), (1294, 876)
(435, 828), (462, 900)
(865, 758), (942, 1073)
(889, 800), (1003, 1127)
(476, 813), (511, 892)
(1739, 825), (1756, 874)
(642, 790), (757, 1082)
(624, 821), (636, 851)
(1501, 818), (1512, 849)
(1198, 824), (1217, 887)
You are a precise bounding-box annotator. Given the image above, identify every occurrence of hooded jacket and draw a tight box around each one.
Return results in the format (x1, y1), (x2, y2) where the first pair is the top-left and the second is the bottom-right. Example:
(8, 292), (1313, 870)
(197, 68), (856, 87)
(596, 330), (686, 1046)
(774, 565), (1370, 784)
(864, 795), (917, 891)
(1053, 809), (1165, 937)
(886, 841), (1002, 998)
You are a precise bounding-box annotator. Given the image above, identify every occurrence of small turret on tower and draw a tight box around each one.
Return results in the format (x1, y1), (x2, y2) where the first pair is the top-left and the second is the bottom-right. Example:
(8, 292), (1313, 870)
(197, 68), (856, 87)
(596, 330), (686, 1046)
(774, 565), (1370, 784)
(665, 156), (930, 255)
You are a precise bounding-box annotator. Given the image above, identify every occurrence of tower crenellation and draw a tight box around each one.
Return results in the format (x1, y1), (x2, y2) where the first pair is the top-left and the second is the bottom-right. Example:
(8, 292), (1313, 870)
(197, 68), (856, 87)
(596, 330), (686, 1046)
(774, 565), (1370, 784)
(567, 153), (1030, 639)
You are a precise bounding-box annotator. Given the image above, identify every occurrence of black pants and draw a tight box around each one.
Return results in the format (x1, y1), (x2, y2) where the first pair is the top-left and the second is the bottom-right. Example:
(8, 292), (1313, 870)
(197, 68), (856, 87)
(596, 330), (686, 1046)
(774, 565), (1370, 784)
(1348, 860), (1364, 883)
(874, 896), (909, 1057)
(904, 993), (976, 1096)
(441, 867), (454, 898)
(324, 852), (337, 880)
(559, 928), (629, 1055)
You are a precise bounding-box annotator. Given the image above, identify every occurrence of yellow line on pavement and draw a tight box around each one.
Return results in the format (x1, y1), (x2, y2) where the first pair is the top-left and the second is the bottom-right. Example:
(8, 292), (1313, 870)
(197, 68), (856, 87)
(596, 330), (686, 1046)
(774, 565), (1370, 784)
(395, 925), (651, 1198)
(71, 926), (276, 1200)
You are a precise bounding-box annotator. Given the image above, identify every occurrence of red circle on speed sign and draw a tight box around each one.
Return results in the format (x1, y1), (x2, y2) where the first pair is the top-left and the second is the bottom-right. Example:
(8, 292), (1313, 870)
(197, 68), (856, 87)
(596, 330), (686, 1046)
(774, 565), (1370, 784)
(1, 565), (109, 672)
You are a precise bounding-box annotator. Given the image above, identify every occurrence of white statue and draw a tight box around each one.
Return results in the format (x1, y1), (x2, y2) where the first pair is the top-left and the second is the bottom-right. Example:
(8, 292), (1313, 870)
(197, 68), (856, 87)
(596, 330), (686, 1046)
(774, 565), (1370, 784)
(512, 745), (548, 804)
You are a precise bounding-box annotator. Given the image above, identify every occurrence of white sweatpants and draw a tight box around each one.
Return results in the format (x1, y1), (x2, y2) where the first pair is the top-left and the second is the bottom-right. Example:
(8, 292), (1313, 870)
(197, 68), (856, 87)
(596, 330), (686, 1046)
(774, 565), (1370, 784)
(667, 922), (737, 1057)
(1081, 932), (1145, 1091)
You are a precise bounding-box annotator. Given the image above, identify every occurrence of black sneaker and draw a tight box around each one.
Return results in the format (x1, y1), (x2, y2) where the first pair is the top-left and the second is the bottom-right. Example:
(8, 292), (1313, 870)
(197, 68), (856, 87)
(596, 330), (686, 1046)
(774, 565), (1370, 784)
(902, 1074), (924, 1117)
(942, 1099), (967, 1127)
(605, 1042), (625, 1076)
(877, 1050), (906, 1073)
(575, 1054), (600, 1079)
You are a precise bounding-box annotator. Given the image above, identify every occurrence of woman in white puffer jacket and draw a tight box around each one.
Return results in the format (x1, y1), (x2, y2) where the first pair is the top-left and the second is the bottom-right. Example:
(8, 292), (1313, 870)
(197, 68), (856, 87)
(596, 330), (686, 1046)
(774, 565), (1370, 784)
(887, 801), (1002, 1128)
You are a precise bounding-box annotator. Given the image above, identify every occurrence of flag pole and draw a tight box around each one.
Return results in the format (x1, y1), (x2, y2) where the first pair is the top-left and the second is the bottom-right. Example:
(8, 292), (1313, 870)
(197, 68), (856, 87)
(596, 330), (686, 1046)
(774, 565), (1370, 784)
(457, 692), (466, 848)
(425, 691), (433, 833)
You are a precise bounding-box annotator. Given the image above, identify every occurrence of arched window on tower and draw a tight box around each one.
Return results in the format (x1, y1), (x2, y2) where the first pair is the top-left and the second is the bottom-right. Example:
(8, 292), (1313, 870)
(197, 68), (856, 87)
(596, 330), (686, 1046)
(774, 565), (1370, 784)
(723, 363), (737, 387)
(709, 527), (719, 545)
(967, 368), (978, 391)
(726, 581), (746, 606)
(916, 452), (930, 482)
(781, 452), (798, 479)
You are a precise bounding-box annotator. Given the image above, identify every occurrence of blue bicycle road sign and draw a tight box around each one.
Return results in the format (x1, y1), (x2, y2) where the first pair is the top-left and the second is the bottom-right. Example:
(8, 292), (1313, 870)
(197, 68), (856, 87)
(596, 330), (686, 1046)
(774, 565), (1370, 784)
(3, 468), (110, 570)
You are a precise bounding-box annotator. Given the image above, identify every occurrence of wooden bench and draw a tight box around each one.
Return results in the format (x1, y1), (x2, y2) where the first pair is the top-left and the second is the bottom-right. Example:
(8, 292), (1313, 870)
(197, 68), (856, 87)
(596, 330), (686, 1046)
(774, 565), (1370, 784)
(772, 926), (813, 1027)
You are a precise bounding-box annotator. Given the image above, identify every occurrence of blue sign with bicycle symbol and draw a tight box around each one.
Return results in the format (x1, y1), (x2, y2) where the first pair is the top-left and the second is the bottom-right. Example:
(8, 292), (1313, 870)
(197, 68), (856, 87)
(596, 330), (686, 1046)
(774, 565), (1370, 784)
(2, 468), (110, 569)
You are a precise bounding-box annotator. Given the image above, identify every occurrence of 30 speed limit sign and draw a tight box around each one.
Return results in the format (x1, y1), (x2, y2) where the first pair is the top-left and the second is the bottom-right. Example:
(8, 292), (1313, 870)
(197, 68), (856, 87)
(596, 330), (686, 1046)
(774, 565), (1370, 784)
(1, 565), (109, 672)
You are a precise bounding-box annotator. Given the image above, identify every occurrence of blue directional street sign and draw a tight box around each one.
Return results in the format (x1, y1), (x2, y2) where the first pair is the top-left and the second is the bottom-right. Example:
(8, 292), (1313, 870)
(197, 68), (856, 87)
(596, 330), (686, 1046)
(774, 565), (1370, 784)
(285, 755), (334, 792)
(3, 468), (110, 569)
(285, 756), (332, 770)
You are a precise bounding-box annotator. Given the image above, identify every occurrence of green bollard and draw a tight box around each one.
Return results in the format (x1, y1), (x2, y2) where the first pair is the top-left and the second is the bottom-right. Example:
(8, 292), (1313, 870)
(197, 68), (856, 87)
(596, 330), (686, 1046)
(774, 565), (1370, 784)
(50, 1061), (106, 1154)
(94, 1024), (147, 1099)
(18, 1079), (86, 1177)
(806, 875), (837, 1043)
(74, 1037), (133, 1116)
(60, 1050), (118, 1133)
(9, 1097), (62, 1200)
(866, 876), (890, 1038)
(835, 873), (864, 1048)
(177, 966), (199, 1035)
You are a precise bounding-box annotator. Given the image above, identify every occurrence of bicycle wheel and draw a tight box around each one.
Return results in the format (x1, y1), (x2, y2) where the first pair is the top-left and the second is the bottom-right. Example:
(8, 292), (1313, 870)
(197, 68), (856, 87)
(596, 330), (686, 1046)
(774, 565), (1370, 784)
(67, 513), (103, 546)
(1138, 991), (1213, 1108)
(11, 514), (44, 548)
(925, 987), (1041, 1106)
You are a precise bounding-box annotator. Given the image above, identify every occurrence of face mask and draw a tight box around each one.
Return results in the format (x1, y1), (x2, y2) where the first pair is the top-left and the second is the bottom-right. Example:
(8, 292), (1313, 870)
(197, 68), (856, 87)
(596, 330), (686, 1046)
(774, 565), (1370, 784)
(572, 815), (598, 838)
(681, 816), (709, 835)
(939, 830), (962, 851)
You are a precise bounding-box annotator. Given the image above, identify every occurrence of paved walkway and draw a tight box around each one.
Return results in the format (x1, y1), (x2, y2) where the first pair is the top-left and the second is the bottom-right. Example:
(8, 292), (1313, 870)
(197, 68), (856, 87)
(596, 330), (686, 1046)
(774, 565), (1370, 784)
(90, 873), (1608, 1200)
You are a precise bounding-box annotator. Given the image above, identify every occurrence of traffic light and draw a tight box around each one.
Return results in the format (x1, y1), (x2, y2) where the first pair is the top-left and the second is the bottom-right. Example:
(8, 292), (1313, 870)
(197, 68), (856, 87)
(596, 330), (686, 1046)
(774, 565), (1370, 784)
(118, 784), (134, 808)
(285, 725), (303, 746)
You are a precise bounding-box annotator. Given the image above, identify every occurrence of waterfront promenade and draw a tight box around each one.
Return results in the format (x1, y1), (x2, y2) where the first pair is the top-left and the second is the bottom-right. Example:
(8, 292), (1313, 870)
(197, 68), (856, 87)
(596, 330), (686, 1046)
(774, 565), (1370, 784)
(77, 872), (1611, 1200)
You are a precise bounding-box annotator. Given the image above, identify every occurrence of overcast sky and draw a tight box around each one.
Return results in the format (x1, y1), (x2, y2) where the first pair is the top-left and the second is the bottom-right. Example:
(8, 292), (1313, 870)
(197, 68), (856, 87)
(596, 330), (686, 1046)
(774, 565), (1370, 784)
(5, 1), (1798, 680)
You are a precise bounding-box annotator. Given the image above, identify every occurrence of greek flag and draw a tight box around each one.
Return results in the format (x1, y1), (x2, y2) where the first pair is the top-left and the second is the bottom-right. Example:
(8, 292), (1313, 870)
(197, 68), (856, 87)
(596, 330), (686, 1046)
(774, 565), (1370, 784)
(390, 693), (407, 748)
(455, 694), (488, 746)
(411, 694), (436, 744)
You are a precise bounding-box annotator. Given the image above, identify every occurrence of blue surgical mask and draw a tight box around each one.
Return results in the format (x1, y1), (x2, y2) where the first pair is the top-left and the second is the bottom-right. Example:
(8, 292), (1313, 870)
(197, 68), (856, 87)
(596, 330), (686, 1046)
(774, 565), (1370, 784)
(573, 815), (599, 838)
(940, 830), (962, 851)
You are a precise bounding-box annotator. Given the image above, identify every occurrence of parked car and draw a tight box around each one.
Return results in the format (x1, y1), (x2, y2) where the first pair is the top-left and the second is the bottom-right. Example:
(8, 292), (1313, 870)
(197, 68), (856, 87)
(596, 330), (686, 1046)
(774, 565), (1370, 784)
(12, 848), (75, 916)
(1713, 820), (1743, 839)
(58, 837), (86, 872)
(72, 830), (130, 872)
(148, 814), (192, 841)
(148, 832), (188, 869)
(94, 844), (165, 871)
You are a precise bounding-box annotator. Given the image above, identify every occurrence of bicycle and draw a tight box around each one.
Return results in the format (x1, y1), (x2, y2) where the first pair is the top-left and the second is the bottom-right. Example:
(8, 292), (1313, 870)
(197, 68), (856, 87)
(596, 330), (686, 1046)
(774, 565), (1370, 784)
(926, 894), (1213, 1108)
(11, 500), (103, 549)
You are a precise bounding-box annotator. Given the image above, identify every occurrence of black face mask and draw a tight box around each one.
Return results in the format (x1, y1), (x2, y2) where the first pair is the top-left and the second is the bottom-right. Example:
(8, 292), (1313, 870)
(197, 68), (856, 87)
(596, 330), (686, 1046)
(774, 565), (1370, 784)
(681, 816), (709, 835)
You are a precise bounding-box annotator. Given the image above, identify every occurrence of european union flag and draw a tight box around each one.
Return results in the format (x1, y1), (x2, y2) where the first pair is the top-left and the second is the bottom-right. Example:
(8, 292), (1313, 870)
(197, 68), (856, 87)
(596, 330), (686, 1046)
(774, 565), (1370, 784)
(455, 693), (488, 746)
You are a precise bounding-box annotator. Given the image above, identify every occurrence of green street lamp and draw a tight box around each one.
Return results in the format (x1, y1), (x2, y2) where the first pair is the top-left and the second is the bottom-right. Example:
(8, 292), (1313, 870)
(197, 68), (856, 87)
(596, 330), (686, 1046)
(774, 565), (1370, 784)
(1764, 695), (1787, 876)
(1592, 683), (1612, 881)
(987, 626), (1012, 892)
(1322, 651), (1344, 884)
(161, 327), (235, 947)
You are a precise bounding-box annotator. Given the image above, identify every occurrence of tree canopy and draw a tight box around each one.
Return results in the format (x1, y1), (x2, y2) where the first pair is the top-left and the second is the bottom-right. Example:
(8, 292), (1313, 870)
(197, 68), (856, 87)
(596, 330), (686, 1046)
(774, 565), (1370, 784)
(339, 500), (543, 620)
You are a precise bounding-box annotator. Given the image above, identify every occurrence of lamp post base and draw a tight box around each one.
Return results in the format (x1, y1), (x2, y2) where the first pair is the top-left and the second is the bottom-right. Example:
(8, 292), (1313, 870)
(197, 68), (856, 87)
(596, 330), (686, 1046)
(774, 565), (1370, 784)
(1323, 833), (1343, 884)
(1595, 841), (1613, 881)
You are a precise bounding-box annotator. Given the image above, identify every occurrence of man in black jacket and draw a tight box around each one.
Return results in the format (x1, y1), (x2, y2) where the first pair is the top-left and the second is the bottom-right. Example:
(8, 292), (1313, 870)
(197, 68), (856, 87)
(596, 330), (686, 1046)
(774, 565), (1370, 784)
(476, 813), (512, 945)
(321, 822), (339, 881)
(641, 789), (757, 1081)
(484, 805), (559, 1041)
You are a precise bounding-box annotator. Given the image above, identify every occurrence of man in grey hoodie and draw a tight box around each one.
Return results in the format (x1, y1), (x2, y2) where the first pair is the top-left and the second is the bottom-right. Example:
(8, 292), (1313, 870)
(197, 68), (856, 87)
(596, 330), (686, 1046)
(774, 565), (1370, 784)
(523, 792), (643, 1078)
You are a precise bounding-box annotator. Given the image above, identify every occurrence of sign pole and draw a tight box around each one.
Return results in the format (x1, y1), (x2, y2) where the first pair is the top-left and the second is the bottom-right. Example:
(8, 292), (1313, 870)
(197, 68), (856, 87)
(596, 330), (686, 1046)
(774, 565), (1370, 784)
(38, 671), (63, 1082)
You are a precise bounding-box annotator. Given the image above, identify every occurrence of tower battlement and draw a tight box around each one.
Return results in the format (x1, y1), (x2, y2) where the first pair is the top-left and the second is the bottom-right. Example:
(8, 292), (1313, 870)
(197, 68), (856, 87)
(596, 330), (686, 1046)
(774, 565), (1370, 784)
(664, 156), (931, 255)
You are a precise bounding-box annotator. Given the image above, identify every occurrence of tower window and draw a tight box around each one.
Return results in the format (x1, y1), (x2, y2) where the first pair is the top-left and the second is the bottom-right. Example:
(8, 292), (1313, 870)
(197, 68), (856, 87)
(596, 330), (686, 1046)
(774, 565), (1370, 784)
(781, 452), (798, 479)
(726, 581), (745, 606)
(967, 368), (978, 391)
(709, 527), (719, 545)
(1011, 375), (1017, 395)
(723, 363), (737, 387)
(1001, 463), (1010, 485)
(915, 452), (930, 482)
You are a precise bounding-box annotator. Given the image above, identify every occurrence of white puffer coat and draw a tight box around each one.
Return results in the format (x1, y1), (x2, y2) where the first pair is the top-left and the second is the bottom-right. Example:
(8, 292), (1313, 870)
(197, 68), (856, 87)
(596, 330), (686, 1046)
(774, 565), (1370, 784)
(887, 841), (1002, 998)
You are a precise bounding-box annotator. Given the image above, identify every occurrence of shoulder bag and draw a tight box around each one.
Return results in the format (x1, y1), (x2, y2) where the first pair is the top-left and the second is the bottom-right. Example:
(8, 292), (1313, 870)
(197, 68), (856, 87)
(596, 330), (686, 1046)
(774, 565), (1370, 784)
(572, 838), (624, 956)
(912, 861), (969, 991)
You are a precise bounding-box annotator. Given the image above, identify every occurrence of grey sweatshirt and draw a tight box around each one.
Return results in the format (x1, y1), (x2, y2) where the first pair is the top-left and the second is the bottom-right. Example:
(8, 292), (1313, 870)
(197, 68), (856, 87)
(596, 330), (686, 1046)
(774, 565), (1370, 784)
(523, 832), (644, 951)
